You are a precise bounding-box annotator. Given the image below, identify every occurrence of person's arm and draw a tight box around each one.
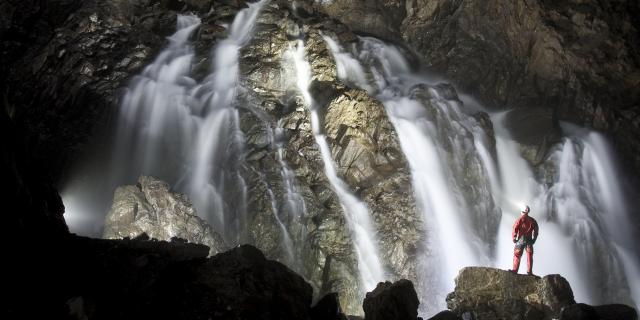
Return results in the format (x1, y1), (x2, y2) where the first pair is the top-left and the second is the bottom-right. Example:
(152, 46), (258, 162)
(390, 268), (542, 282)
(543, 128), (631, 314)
(512, 217), (521, 242)
(533, 219), (539, 240)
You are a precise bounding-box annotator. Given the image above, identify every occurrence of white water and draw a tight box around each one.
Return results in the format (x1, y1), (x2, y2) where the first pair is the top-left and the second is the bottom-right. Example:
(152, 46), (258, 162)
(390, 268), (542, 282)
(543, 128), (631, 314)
(102, 2), (267, 244)
(289, 39), (385, 292)
(322, 34), (639, 315)
(273, 119), (308, 268)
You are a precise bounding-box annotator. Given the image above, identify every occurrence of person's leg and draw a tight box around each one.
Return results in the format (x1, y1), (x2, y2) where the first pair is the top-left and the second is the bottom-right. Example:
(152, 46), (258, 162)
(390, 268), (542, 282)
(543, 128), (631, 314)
(526, 245), (534, 274)
(512, 246), (523, 272)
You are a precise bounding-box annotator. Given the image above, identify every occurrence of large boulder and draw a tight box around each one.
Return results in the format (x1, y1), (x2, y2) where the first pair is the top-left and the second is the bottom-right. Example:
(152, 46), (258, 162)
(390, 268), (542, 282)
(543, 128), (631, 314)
(103, 175), (226, 256)
(363, 279), (421, 320)
(446, 267), (575, 320)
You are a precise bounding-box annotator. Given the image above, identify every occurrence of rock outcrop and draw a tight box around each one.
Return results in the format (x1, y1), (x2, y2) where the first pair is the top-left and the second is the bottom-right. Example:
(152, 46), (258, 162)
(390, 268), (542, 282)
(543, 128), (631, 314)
(103, 175), (226, 256)
(363, 279), (421, 320)
(446, 267), (576, 320)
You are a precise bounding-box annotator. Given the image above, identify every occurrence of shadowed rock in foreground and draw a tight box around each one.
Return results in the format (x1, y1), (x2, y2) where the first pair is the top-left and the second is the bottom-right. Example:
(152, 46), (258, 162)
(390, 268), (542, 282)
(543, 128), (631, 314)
(363, 279), (421, 320)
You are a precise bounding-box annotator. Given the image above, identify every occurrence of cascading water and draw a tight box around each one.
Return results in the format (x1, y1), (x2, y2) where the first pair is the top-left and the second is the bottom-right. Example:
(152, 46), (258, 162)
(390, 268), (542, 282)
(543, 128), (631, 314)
(273, 119), (308, 269)
(60, 1), (638, 315)
(108, 1), (267, 244)
(289, 39), (385, 293)
(322, 34), (639, 314)
(323, 35), (499, 311)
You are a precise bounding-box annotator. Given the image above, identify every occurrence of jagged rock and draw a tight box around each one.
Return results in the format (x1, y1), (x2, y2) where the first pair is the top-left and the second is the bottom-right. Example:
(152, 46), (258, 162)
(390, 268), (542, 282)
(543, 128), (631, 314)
(324, 88), (421, 283)
(446, 267), (575, 320)
(363, 279), (421, 320)
(103, 175), (226, 256)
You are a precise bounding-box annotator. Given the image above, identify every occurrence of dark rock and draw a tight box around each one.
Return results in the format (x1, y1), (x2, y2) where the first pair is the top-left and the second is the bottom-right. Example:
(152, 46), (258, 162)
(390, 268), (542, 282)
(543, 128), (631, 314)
(1, 0), (182, 185)
(504, 107), (562, 165)
(363, 279), (420, 320)
(559, 303), (638, 320)
(8, 236), (315, 319)
(560, 303), (599, 320)
(151, 244), (314, 320)
(311, 293), (348, 320)
(446, 267), (575, 320)
(428, 310), (461, 320)
(593, 304), (638, 320)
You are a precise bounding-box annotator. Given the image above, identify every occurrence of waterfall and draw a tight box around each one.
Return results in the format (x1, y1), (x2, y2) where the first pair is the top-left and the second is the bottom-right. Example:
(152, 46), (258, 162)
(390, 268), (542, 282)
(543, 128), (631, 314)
(273, 119), (308, 269)
(289, 39), (385, 293)
(109, 1), (267, 243)
(60, 2), (638, 315)
(322, 34), (639, 315)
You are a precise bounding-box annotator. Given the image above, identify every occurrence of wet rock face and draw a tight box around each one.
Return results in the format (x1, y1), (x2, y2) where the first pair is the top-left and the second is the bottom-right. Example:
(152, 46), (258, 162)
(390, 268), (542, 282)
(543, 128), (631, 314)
(239, 2), (363, 314)
(324, 88), (421, 282)
(315, 0), (640, 178)
(238, 1), (421, 314)
(103, 176), (226, 256)
(362, 279), (420, 320)
(446, 267), (575, 320)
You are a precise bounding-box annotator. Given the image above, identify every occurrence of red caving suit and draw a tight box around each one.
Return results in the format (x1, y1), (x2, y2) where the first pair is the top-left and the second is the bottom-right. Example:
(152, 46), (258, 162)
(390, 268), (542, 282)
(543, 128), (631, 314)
(512, 213), (539, 274)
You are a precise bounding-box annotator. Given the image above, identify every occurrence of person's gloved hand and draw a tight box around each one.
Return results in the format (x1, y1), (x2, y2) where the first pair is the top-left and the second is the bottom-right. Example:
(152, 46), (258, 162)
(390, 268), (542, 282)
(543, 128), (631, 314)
(513, 237), (518, 243)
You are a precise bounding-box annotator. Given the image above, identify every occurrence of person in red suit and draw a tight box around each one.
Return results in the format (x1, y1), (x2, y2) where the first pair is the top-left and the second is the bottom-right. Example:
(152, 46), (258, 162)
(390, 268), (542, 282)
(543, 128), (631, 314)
(510, 205), (539, 275)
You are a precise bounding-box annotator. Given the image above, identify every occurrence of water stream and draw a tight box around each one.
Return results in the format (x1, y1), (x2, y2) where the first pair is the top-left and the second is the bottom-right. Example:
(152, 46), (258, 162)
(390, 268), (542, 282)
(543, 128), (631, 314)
(289, 39), (386, 293)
